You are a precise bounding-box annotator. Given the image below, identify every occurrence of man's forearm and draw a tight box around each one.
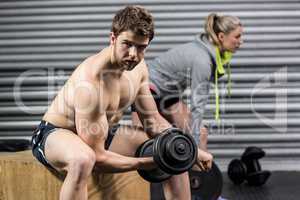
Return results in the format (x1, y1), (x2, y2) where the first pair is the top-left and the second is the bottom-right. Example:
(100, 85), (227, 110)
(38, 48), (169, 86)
(95, 150), (155, 173)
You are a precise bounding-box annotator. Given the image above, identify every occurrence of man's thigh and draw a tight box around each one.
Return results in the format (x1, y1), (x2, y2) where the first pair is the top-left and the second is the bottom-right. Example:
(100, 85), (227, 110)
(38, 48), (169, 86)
(44, 129), (94, 172)
(162, 101), (190, 129)
(108, 125), (150, 157)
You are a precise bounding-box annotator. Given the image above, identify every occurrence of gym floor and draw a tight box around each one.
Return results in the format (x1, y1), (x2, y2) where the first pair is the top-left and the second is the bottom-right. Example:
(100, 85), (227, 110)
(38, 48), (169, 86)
(222, 171), (300, 200)
(151, 171), (300, 200)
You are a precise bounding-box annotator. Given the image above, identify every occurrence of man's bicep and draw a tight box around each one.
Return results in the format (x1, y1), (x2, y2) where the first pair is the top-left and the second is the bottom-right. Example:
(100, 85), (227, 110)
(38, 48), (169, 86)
(75, 111), (108, 149)
(73, 85), (108, 148)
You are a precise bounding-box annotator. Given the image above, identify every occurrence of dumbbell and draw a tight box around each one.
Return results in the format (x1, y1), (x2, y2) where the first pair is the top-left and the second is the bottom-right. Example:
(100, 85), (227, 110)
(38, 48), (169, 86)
(227, 146), (271, 186)
(135, 127), (198, 182)
(189, 161), (223, 200)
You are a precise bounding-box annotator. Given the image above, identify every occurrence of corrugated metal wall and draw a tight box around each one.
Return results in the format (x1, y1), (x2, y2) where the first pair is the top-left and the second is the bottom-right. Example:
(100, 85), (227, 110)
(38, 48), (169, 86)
(1, 0), (300, 170)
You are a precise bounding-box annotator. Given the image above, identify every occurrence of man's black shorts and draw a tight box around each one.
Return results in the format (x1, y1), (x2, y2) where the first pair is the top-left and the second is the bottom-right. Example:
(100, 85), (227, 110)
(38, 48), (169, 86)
(31, 120), (119, 171)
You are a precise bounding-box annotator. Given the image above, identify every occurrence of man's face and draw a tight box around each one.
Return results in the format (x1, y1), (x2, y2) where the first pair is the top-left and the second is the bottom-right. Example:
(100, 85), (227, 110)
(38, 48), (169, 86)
(110, 31), (149, 71)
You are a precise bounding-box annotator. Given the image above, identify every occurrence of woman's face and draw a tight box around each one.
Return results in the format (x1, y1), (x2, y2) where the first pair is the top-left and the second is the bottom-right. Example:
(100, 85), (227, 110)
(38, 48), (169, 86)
(219, 26), (243, 53)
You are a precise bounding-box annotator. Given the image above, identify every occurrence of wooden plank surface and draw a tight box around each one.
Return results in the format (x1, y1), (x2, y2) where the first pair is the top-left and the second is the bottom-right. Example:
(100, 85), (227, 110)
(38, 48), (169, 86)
(0, 151), (150, 200)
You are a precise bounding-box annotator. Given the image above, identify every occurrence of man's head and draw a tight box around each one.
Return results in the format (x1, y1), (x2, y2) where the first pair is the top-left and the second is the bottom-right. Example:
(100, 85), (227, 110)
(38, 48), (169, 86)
(110, 6), (155, 71)
(111, 5), (154, 42)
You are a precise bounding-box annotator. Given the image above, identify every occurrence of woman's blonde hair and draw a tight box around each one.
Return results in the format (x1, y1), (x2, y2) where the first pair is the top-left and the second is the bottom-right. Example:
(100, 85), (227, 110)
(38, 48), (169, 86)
(205, 13), (242, 46)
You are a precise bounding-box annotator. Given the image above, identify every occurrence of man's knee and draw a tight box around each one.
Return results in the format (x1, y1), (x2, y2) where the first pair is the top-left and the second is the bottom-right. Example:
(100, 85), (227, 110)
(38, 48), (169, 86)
(67, 149), (96, 178)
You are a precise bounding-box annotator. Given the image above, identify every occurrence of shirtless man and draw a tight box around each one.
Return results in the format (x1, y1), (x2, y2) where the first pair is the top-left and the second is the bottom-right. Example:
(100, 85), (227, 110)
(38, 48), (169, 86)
(31, 6), (212, 200)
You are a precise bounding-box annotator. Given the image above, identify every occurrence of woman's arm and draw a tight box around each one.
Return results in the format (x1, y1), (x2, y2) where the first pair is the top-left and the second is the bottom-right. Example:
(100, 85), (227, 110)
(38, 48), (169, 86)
(190, 55), (212, 146)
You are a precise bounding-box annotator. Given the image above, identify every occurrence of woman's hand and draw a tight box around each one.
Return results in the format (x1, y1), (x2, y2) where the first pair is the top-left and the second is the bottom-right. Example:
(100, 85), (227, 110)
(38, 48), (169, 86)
(193, 149), (213, 171)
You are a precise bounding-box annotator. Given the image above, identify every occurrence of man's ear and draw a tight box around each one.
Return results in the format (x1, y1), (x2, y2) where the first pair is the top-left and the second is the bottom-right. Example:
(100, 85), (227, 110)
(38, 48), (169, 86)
(110, 32), (117, 45)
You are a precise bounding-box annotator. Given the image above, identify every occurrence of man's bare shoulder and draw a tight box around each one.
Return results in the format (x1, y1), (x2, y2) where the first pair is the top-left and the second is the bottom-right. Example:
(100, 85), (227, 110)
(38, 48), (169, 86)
(66, 51), (109, 109)
(73, 48), (110, 82)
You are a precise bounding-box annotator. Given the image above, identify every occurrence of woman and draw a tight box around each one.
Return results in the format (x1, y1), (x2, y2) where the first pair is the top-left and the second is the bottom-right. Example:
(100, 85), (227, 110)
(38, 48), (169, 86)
(133, 13), (243, 149)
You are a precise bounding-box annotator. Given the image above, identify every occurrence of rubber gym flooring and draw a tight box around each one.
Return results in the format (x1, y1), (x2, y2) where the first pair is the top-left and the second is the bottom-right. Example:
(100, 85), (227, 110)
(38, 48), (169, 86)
(151, 171), (300, 200)
(222, 171), (300, 200)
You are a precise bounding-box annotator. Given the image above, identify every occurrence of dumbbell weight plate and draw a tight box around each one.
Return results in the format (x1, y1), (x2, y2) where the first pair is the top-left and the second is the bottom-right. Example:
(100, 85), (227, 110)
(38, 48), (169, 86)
(241, 146), (265, 161)
(189, 161), (223, 200)
(227, 159), (247, 185)
(135, 139), (172, 183)
(153, 128), (198, 174)
(246, 170), (271, 186)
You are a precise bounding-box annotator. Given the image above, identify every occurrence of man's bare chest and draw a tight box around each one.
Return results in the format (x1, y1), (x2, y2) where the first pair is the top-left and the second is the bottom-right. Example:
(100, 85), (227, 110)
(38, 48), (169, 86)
(104, 74), (140, 112)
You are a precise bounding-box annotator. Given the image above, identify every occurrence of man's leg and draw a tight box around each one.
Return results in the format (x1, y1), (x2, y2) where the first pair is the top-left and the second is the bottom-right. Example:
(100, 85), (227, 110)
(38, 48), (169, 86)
(107, 125), (149, 157)
(129, 117), (192, 200)
(163, 101), (212, 169)
(44, 129), (96, 200)
(161, 172), (191, 200)
(161, 101), (191, 132)
(163, 101), (208, 150)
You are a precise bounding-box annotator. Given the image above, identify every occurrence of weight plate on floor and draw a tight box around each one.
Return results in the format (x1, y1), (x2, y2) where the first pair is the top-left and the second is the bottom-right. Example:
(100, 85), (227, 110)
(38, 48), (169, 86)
(189, 162), (223, 200)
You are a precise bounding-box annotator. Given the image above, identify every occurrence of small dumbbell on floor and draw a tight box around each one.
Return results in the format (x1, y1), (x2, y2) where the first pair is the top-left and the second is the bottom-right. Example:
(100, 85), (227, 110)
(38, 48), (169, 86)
(135, 127), (198, 182)
(227, 146), (271, 186)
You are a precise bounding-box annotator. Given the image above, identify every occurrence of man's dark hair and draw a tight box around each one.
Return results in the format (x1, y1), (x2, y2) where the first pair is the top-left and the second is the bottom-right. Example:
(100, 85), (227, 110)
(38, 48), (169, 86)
(111, 5), (155, 42)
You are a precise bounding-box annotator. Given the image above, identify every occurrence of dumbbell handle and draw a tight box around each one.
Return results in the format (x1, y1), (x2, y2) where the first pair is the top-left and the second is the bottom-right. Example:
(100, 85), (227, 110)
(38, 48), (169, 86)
(243, 159), (261, 174)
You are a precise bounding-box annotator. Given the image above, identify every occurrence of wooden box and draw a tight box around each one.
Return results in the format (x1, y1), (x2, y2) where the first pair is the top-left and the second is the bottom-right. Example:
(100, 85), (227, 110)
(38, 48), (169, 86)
(0, 151), (150, 200)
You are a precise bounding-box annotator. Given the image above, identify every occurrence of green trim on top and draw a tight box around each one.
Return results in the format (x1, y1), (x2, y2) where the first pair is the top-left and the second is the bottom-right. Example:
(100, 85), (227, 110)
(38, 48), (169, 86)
(214, 47), (232, 121)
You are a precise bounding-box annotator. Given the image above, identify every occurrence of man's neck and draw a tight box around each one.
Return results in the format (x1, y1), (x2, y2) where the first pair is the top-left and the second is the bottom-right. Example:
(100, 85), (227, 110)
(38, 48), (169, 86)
(94, 47), (124, 79)
(108, 46), (124, 72)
